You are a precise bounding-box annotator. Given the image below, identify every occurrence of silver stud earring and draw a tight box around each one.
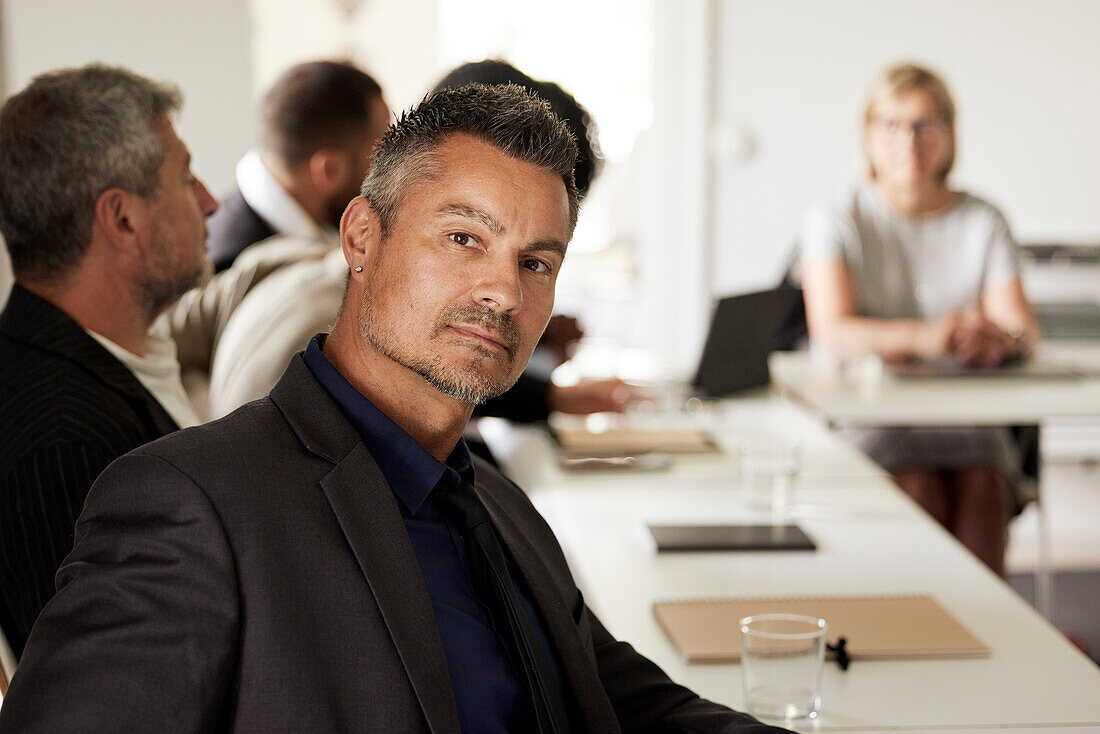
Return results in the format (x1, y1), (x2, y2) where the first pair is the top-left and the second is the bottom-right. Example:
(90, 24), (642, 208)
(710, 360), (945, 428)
(354, 266), (363, 273)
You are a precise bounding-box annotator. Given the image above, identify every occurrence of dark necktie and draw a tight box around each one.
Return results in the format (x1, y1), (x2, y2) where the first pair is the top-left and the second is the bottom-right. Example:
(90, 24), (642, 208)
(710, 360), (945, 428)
(434, 481), (572, 734)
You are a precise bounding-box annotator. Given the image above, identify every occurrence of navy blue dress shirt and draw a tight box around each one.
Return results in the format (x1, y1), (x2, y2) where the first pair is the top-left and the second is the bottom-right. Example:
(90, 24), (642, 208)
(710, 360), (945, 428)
(302, 336), (565, 732)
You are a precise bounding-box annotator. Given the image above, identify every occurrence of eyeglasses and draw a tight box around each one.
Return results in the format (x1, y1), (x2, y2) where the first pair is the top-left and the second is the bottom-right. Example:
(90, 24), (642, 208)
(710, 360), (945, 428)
(872, 117), (951, 140)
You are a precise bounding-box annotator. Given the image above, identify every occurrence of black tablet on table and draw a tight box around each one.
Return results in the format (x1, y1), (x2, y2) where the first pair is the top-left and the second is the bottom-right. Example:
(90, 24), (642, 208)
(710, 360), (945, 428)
(648, 523), (816, 552)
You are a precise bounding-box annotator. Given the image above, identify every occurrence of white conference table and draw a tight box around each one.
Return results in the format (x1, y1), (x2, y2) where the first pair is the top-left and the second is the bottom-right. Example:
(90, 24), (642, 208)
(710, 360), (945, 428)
(478, 391), (1100, 732)
(767, 342), (1100, 428)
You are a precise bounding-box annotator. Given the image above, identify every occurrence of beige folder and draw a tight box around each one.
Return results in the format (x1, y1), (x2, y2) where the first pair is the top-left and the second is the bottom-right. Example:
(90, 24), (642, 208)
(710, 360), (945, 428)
(550, 426), (718, 458)
(653, 594), (990, 662)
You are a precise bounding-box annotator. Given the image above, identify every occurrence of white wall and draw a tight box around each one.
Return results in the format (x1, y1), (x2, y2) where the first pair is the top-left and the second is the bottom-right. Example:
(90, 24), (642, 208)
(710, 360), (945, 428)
(710, 0), (1100, 297)
(250, 0), (438, 116)
(1, 0), (254, 196)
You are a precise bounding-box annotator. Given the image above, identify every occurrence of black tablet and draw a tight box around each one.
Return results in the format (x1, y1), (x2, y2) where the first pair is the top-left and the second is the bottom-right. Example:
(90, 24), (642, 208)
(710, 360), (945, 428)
(648, 523), (816, 552)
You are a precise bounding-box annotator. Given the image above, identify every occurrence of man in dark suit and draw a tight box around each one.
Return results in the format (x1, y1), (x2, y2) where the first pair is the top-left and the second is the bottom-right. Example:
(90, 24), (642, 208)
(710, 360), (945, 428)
(0, 65), (219, 658)
(205, 60), (390, 272)
(0, 84), (787, 733)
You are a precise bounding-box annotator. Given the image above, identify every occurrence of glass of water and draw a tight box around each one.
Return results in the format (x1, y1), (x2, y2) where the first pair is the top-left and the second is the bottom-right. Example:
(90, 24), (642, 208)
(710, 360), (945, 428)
(738, 438), (801, 514)
(740, 613), (826, 721)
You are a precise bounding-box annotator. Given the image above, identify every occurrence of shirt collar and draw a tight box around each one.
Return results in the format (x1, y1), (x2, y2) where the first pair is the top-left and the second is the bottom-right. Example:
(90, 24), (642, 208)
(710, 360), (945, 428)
(235, 149), (339, 246)
(301, 335), (473, 515)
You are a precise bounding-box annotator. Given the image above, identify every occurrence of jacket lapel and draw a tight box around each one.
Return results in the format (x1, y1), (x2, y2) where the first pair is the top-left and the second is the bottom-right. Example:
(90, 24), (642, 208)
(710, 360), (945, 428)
(475, 474), (622, 733)
(1, 285), (179, 434)
(271, 359), (461, 734)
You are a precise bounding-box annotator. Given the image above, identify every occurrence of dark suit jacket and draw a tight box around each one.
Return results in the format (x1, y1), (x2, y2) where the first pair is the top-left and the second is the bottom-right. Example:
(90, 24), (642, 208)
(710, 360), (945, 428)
(0, 357), (786, 734)
(0, 286), (179, 657)
(206, 186), (277, 273)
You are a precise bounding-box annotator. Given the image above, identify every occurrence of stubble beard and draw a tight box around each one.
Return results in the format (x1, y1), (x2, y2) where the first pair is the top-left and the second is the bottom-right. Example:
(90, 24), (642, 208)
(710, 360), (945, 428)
(136, 229), (209, 321)
(360, 292), (522, 405)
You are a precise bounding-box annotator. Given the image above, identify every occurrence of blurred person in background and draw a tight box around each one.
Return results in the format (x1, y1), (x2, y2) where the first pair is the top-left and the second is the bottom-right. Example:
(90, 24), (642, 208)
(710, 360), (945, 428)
(799, 63), (1040, 575)
(158, 60), (389, 416)
(204, 60), (389, 272)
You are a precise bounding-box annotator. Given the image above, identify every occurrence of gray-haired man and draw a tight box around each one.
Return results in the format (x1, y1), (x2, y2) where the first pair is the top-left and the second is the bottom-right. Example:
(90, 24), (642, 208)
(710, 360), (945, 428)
(0, 64), (217, 658)
(0, 84), (786, 733)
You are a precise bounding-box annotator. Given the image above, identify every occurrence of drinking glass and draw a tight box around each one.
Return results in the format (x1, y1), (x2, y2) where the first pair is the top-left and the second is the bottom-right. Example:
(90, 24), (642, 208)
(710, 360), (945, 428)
(740, 613), (826, 721)
(739, 438), (801, 513)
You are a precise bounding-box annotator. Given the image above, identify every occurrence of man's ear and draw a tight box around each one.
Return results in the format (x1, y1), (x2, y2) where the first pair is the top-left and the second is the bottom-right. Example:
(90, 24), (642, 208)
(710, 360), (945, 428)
(341, 196), (380, 277)
(308, 148), (349, 197)
(93, 187), (146, 257)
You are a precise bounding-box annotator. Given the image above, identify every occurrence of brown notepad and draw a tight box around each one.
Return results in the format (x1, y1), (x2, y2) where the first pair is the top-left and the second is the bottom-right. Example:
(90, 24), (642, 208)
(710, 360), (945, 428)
(550, 426), (719, 458)
(653, 595), (989, 662)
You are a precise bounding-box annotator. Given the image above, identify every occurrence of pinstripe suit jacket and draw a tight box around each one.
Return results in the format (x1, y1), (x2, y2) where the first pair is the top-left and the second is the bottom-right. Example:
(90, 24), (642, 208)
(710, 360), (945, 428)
(0, 285), (178, 657)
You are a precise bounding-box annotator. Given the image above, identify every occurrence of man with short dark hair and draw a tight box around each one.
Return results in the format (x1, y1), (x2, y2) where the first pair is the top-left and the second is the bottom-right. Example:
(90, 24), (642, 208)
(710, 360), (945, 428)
(205, 59), (389, 272)
(0, 64), (218, 657)
(0, 84), (784, 734)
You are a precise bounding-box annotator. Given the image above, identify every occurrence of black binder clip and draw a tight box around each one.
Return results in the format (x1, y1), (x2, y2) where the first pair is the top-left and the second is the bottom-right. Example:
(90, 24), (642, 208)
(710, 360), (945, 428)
(827, 636), (850, 671)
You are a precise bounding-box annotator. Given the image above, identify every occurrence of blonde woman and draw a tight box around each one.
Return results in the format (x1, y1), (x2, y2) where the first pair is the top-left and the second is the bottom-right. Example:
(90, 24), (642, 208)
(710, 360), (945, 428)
(800, 63), (1040, 575)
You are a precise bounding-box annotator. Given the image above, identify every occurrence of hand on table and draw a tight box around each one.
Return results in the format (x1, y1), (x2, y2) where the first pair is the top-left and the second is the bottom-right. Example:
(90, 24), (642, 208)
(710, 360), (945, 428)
(949, 312), (1019, 369)
(547, 378), (635, 415)
(913, 311), (965, 360)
